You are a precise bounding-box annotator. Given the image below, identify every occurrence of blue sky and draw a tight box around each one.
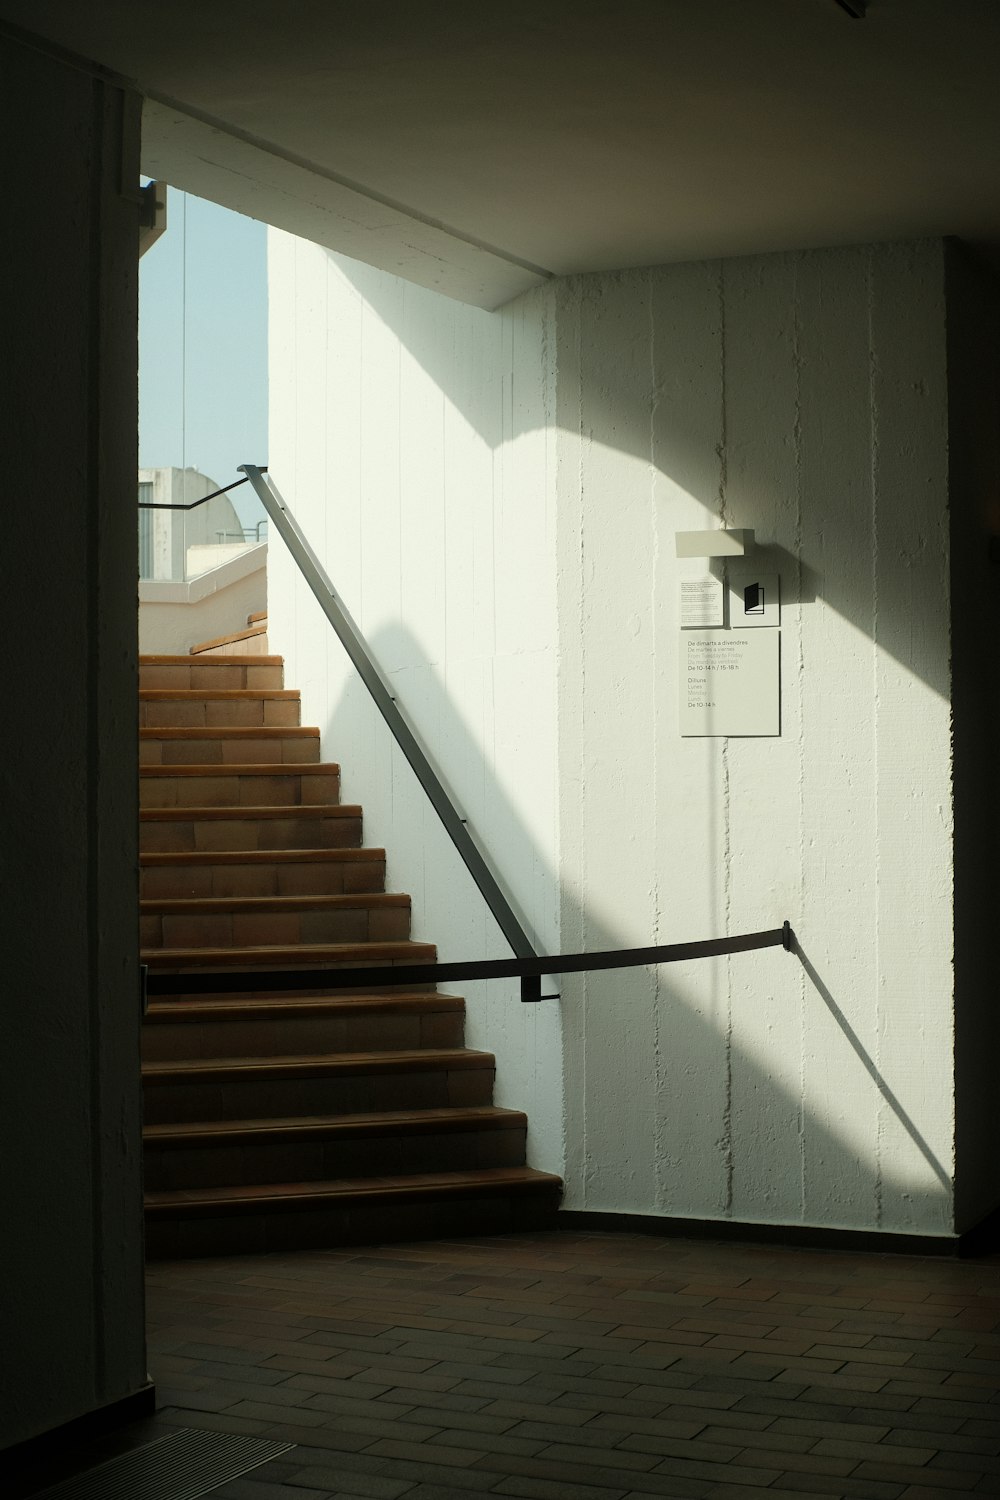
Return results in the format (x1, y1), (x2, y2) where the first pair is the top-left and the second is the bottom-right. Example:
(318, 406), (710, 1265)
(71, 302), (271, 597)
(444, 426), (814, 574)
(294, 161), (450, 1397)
(139, 189), (268, 526)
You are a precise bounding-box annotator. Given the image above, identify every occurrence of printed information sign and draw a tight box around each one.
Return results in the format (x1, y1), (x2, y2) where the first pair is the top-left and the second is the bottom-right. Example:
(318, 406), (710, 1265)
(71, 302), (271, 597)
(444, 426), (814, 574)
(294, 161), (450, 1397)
(680, 630), (780, 736)
(679, 575), (725, 628)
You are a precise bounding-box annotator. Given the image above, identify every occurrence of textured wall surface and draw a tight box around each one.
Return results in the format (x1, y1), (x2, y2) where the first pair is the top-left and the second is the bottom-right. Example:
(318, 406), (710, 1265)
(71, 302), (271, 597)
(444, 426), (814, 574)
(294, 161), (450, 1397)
(267, 233), (564, 1174)
(556, 242), (955, 1235)
(0, 37), (146, 1449)
(268, 233), (959, 1237)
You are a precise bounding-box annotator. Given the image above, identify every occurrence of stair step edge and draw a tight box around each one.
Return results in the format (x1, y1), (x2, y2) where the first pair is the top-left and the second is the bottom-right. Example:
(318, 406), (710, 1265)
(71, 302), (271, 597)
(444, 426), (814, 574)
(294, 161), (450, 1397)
(141, 689), (300, 701)
(141, 762), (340, 776)
(143, 1048), (496, 1082)
(143, 940), (434, 966)
(141, 804), (359, 819)
(145, 992), (464, 1021)
(145, 1105), (527, 1144)
(140, 654), (283, 666)
(142, 893), (409, 914)
(141, 726), (319, 738)
(142, 848), (385, 865)
(145, 1166), (562, 1216)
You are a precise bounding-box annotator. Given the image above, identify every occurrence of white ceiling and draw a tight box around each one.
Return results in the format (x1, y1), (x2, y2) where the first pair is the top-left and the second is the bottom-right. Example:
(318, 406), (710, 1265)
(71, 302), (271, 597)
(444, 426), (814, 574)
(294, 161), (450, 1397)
(3, 0), (1000, 307)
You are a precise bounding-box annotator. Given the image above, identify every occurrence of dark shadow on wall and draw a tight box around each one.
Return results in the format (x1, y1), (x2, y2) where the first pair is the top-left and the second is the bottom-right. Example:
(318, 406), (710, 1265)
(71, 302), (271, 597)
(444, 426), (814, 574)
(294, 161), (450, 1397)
(335, 240), (953, 697)
(307, 609), (954, 1236)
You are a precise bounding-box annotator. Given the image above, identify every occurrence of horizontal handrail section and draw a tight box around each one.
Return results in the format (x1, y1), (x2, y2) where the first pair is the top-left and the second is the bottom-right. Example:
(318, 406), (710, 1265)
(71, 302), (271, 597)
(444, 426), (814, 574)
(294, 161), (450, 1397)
(146, 926), (792, 1004)
(138, 469), (267, 511)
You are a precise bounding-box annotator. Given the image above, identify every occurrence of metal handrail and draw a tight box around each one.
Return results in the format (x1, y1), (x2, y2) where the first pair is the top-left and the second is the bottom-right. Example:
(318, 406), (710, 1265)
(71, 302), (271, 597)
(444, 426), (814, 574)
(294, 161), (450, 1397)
(238, 464), (538, 977)
(223, 464), (791, 1003)
(138, 469), (267, 512)
(146, 922), (793, 1004)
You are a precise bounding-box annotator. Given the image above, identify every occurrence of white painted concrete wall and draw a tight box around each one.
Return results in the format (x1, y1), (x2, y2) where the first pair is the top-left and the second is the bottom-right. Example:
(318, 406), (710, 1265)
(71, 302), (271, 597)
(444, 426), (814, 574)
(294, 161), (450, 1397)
(267, 233), (563, 1175)
(269, 233), (957, 1237)
(556, 243), (954, 1236)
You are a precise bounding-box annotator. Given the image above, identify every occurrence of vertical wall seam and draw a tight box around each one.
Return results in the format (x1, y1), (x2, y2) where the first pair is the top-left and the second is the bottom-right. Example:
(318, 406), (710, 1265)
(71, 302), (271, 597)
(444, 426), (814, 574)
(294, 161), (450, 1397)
(867, 245), (884, 1228)
(718, 259), (734, 1216)
(793, 255), (807, 1219)
(648, 266), (665, 1213)
(575, 281), (590, 1206)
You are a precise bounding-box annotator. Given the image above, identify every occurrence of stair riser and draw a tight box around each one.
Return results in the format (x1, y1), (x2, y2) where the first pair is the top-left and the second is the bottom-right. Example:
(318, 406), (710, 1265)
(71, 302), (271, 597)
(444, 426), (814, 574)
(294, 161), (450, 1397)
(140, 664), (283, 691)
(141, 907), (410, 948)
(140, 815), (362, 853)
(145, 1190), (557, 1259)
(144, 1067), (493, 1123)
(140, 699), (301, 729)
(140, 735), (320, 765)
(142, 1011), (463, 1061)
(140, 858), (385, 899)
(144, 1125), (527, 1190)
(140, 772), (340, 809)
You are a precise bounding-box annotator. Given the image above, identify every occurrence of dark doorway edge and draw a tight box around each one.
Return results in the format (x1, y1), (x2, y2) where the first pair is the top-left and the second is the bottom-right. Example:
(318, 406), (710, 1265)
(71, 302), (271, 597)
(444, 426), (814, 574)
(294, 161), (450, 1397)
(2, 1383), (156, 1467)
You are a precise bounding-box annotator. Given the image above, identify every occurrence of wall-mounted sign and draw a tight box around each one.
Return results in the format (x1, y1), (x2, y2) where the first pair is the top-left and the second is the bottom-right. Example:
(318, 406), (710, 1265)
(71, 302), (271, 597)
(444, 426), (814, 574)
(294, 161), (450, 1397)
(680, 630), (780, 736)
(679, 575), (724, 628)
(728, 571), (779, 628)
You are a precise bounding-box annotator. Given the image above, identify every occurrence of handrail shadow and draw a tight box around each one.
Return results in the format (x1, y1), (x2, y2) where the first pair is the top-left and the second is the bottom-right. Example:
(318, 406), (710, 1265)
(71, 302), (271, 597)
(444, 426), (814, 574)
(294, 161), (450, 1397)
(794, 938), (951, 1192)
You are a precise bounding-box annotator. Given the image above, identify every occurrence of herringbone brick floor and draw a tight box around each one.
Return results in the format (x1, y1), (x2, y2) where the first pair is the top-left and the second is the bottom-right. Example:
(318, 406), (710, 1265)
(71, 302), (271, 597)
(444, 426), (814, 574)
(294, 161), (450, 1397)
(138, 1231), (1000, 1500)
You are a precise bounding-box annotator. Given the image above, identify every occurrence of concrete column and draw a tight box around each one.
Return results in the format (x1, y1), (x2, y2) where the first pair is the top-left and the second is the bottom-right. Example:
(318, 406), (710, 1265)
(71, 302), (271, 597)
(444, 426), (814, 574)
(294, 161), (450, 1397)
(1, 31), (146, 1449)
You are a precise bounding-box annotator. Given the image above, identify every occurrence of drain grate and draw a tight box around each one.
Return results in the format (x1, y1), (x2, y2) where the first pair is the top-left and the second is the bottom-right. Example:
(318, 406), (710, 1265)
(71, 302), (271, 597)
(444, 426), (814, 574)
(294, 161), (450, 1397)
(29, 1428), (294, 1500)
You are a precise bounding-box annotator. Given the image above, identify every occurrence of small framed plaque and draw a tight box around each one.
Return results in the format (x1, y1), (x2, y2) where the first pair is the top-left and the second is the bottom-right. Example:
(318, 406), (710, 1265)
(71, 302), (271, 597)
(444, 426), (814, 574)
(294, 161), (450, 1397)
(680, 630), (780, 736)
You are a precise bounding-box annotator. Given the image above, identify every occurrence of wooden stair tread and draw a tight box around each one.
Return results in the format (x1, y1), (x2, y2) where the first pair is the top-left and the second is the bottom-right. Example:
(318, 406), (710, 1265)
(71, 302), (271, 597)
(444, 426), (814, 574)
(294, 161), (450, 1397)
(143, 939), (434, 967)
(141, 725), (318, 739)
(141, 654), (283, 666)
(145, 993), (463, 1022)
(141, 689), (299, 701)
(142, 804), (358, 821)
(141, 892), (409, 914)
(145, 1166), (560, 1216)
(142, 848), (384, 865)
(141, 762), (339, 776)
(247, 610), (268, 625)
(145, 1105), (525, 1145)
(143, 1048), (494, 1082)
(138, 640), (563, 1250)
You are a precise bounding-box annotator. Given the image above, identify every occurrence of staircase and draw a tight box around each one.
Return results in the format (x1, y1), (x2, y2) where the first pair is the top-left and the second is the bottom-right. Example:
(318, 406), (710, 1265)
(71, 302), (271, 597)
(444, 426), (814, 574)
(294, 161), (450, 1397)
(140, 641), (561, 1258)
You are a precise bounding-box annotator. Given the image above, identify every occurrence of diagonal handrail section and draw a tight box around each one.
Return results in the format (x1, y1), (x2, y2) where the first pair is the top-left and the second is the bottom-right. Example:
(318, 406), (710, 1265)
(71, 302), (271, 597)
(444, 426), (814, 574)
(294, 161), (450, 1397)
(239, 464), (538, 968)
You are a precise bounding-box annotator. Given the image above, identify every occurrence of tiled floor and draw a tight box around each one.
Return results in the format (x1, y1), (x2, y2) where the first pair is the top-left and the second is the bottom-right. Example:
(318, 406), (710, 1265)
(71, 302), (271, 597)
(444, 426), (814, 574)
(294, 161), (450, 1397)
(142, 1230), (1000, 1500)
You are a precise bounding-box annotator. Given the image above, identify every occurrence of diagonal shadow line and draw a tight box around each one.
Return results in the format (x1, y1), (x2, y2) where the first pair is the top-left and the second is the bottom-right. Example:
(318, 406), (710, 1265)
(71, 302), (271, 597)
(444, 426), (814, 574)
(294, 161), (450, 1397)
(795, 940), (951, 1192)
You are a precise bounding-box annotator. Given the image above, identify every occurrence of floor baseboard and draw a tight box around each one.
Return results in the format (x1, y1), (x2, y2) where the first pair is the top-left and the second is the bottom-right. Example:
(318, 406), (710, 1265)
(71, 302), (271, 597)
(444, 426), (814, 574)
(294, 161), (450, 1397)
(555, 1208), (984, 1257)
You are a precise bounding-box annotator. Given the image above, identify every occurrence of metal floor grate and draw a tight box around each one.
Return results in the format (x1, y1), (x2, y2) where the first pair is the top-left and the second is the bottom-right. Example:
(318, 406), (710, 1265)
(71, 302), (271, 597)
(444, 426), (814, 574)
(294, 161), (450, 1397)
(28, 1428), (294, 1500)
